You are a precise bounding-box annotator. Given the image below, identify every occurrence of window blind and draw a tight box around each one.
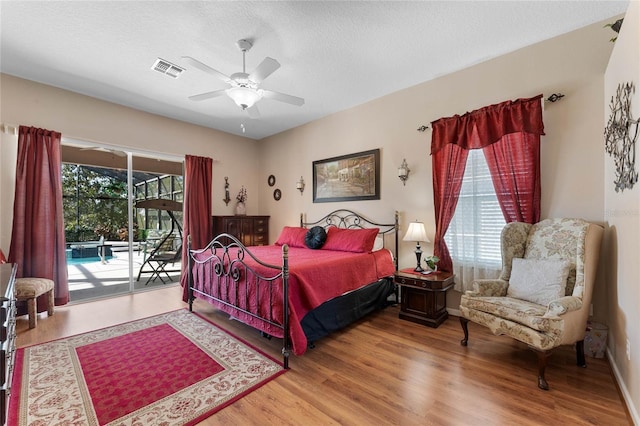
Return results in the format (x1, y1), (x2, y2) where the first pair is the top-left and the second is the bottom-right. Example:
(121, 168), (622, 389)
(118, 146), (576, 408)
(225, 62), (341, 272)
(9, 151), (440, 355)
(445, 149), (506, 267)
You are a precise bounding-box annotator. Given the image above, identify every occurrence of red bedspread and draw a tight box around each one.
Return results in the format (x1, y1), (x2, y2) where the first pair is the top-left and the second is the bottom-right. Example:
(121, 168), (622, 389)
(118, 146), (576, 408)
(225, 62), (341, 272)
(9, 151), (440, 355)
(190, 245), (395, 355)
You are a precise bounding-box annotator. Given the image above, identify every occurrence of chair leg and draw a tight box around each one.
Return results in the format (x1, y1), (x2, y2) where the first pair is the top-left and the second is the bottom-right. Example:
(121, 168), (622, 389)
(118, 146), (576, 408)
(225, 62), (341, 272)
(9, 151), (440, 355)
(159, 263), (173, 281)
(153, 262), (172, 284)
(460, 317), (469, 346)
(47, 289), (55, 317)
(531, 347), (552, 390)
(27, 297), (37, 329)
(145, 261), (166, 285)
(575, 340), (587, 368)
(137, 260), (152, 282)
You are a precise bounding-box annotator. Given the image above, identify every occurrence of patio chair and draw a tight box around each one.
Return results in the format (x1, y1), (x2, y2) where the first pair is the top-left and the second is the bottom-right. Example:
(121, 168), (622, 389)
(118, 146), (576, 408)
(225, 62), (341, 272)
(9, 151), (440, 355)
(135, 198), (183, 285)
(136, 235), (181, 284)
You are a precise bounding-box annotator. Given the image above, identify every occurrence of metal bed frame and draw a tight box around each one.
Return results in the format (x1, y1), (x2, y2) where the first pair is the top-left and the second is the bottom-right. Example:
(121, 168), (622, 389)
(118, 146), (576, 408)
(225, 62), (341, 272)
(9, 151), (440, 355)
(187, 209), (398, 369)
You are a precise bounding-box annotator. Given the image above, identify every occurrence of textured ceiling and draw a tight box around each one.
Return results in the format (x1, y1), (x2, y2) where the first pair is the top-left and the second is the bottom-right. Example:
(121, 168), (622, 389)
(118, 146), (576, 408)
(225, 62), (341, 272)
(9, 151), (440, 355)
(0, 1), (629, 140)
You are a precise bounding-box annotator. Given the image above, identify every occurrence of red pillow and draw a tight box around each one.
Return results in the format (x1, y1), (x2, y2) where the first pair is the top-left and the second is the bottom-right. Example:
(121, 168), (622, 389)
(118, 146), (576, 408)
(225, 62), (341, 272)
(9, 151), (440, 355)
(274, 227), (308, 248)
(322, 227), (380, 253)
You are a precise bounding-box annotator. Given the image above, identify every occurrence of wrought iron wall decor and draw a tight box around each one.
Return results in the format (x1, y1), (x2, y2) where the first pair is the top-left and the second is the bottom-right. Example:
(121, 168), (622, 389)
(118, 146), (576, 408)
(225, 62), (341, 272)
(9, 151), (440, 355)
(604, 82), (639, 192)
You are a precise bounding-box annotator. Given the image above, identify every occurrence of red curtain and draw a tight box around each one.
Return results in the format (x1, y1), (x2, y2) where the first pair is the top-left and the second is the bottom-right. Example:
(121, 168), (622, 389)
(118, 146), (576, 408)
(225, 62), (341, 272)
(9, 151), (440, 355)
(483, 132), (541, 223)
(179, 155), (213, 302)
(8, 126), (69, 309)
(432, 144), (468, 273)
(430, 95), (545, 272)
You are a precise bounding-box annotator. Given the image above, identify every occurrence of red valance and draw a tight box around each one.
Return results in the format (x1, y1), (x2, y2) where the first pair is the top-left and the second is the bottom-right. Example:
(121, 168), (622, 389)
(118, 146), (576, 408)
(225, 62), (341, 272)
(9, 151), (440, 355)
(430, 94), (545, 155)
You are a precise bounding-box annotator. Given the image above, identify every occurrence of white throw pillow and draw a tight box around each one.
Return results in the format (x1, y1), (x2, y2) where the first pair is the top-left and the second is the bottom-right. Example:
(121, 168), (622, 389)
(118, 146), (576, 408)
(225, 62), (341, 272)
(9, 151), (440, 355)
(507, 258), (571, 306)
(372, 236), (384, 251)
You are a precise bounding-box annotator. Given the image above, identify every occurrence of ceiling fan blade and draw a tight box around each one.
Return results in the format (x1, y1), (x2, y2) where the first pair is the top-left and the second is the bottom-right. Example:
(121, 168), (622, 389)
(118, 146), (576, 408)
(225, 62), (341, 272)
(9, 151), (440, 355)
(182, 56), (230, 82)
(249, 57), (280, 83)
(262, 90), (305, 106)
(188, 90), (227, 101)
(246, 104), (261, 119)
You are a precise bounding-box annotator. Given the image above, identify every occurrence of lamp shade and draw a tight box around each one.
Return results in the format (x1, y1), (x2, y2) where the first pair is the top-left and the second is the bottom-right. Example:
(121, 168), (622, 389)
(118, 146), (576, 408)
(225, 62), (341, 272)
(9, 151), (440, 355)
(403, 222), (429, 243)
(226, 87), (262, 109)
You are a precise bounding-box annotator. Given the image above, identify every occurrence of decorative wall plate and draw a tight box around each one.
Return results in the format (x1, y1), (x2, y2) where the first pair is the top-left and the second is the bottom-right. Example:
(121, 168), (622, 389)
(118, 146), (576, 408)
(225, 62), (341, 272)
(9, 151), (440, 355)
(268, 175), (276, 187)
(273, 188), (281, 201)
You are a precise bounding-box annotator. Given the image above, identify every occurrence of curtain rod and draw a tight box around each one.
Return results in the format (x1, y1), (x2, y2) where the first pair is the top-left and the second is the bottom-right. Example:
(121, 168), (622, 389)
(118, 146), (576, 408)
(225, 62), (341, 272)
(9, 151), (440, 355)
(416, 93), (565, 132)
(0, 123), (18, 135)
(0, 128), (216, 163)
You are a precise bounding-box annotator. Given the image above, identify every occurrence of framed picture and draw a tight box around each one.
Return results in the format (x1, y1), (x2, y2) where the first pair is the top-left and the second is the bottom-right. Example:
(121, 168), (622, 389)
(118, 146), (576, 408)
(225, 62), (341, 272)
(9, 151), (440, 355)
(312, 149), (380, 203)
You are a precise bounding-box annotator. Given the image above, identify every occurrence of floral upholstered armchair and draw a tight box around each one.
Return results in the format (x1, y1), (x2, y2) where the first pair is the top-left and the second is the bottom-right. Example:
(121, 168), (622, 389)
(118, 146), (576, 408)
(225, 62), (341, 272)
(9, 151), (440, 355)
(459, 218), (603, 390)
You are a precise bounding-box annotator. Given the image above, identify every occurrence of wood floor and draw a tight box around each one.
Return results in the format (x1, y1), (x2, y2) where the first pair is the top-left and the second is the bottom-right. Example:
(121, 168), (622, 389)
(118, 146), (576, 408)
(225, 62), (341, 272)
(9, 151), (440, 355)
(16, 285), (632, 425)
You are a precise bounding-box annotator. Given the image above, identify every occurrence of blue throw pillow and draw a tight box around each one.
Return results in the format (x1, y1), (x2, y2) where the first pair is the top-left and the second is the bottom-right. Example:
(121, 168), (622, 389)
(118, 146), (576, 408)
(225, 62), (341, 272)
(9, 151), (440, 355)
(305, 226), (327, 249)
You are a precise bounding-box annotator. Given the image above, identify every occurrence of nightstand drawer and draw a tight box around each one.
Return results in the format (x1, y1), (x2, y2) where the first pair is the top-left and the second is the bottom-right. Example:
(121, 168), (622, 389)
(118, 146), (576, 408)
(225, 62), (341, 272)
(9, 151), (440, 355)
(395, 275), (429, 288)
(394, 271), (454, 290)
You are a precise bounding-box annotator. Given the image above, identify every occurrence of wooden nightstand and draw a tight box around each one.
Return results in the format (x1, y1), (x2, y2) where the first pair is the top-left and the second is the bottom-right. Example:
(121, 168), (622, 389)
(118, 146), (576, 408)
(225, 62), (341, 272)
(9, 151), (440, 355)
(394, 269), (454, 328)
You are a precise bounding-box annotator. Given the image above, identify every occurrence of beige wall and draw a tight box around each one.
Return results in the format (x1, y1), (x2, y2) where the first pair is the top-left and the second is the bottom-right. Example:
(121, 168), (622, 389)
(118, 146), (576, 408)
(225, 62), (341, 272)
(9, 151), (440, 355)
(0, 74), (261, 252)
(259, 19), (613, 314)
(604, 1), (640, 422)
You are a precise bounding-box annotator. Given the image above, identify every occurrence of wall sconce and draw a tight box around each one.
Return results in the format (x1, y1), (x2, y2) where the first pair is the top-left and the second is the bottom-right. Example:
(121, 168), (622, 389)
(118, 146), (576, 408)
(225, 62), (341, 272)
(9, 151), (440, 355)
(223, 176), (231, 206)
(403, 221), (430, 272)
(296, 176), (305, 195)
(398, 159), (410, 185)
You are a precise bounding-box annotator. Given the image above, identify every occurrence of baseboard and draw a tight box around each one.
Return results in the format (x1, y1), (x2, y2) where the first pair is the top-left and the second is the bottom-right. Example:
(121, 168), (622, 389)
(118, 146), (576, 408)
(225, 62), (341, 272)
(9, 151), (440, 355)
(447, 307), (461, 317)
(606, 348), (640, 425)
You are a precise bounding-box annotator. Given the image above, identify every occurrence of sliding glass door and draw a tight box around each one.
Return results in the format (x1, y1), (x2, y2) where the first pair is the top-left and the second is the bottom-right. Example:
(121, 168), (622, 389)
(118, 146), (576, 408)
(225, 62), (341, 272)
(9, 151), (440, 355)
(63, 163), (132, 300)
(61, 143), (183, 302)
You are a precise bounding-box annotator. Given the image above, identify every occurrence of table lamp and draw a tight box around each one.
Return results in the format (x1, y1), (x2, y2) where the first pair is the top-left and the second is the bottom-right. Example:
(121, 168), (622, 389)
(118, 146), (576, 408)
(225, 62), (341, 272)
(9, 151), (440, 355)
(403, 221), (430, 272)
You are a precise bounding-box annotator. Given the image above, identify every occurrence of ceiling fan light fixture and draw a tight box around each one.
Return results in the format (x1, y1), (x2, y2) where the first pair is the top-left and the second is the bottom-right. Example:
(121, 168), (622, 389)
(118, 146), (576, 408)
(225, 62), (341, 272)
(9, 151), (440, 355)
(226, 86), (262, 109)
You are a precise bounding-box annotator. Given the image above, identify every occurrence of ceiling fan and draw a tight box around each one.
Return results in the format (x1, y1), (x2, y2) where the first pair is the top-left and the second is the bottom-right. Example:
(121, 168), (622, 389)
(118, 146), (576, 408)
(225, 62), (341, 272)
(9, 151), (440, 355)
(183, 39), (304, 118)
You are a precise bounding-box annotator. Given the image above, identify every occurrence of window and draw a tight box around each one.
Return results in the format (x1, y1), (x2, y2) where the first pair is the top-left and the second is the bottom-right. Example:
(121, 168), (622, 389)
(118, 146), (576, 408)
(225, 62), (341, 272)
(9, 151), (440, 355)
(431, 96), (542, 292)
(445, 150), (506, 284)
(134, 175), (183, 230)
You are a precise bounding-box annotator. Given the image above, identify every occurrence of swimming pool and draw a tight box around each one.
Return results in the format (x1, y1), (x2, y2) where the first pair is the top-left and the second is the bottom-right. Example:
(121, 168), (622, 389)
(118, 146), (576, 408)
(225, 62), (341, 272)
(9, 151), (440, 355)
(65, 249), (112, 265)
(66, 256), (112, 265)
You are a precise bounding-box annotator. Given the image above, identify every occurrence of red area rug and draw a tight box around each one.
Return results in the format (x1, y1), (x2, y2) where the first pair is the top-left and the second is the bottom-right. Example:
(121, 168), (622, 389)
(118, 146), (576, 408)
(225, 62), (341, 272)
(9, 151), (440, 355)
(9, 309), (286, 425)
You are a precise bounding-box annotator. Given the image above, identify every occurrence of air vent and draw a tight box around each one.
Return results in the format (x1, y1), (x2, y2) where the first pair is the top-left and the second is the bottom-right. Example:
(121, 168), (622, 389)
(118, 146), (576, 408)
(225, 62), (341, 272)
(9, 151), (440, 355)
(152, 58), (184, 79)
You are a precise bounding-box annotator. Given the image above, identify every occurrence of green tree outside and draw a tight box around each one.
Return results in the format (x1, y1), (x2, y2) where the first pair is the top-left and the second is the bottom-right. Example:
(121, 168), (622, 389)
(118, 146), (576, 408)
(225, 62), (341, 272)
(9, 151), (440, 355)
(62, 164), (129, 242)
(62, 164), (183, 243)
